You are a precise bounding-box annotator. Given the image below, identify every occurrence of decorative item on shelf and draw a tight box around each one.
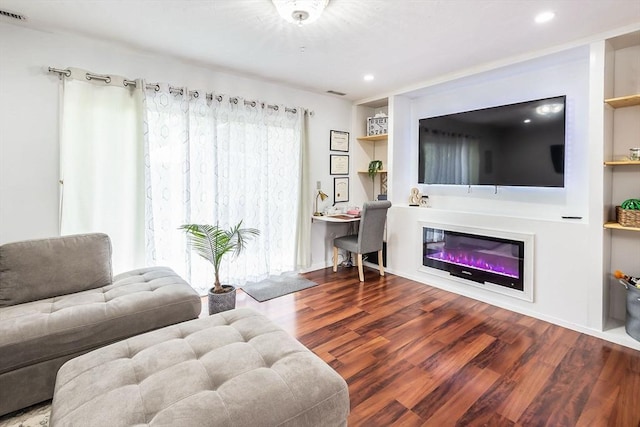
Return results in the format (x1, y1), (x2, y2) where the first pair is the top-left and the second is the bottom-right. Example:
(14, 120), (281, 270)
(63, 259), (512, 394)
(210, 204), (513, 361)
(314, 189), (328, 216)
(180, 221), (259, 314)
(420, 195), (430, 207)
(380, 172), (388, 196)
(616, 198), (640, 227)
(366, 113), (388, 136)
(630, 148), (640, 161)
(368, 160), (383, 180)
(615, 270), (640, 288)
(409, 187), (422, 206)
(614, 269), (640, 342)
(367, 160), (383, 201)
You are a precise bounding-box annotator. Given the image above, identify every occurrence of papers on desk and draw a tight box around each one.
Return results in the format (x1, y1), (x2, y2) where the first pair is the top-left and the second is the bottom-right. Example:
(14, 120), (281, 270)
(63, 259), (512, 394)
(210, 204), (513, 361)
(327, 214), (360, 220)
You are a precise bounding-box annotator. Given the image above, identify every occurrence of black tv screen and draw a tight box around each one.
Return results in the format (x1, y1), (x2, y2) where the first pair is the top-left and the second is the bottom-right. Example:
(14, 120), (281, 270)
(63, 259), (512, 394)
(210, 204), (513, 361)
(418, 95), (566, 187)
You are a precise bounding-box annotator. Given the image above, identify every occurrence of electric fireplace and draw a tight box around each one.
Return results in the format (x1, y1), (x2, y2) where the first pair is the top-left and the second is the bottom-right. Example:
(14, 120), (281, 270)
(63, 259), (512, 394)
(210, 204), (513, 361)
(423, 226), (525, 292)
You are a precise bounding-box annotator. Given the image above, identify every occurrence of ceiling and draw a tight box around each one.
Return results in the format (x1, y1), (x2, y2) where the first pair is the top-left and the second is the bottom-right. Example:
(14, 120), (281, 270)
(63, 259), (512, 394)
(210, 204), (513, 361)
(1, 0), (639, 102)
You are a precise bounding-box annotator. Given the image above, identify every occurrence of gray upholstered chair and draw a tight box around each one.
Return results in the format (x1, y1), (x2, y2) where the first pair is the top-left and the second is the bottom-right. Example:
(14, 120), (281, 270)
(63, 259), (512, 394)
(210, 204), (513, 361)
(333, 200), (391, 281)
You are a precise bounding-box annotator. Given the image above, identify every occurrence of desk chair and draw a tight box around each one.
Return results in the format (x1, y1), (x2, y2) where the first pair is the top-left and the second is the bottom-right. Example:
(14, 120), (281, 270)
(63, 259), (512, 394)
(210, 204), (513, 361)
(333, 200), (392, 281)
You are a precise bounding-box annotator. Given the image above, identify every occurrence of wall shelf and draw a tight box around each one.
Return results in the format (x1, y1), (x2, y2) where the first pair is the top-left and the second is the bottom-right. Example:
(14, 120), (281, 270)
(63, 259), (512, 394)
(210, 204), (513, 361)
(357, 170), (388, 174)
(604, 222), (640, 232)
(604, 94), (640, 108)
(604, 160), (640, 166)
(357, 134), (388, 142)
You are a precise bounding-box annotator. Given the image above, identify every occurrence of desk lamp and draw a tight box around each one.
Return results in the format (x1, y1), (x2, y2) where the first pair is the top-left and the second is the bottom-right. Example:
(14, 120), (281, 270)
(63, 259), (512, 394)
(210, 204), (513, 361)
(314, 190), (328, 216)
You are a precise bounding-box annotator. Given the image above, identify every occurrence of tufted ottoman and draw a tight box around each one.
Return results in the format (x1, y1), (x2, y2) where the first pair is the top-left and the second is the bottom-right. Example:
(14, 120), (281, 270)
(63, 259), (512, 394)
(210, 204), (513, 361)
(50, 307), (350, 427)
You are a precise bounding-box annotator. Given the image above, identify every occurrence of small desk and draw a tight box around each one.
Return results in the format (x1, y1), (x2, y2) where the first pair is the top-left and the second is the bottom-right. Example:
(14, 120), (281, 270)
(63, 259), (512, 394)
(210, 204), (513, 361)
(312, 215), (360, 267)
(312, 214), (360, 223)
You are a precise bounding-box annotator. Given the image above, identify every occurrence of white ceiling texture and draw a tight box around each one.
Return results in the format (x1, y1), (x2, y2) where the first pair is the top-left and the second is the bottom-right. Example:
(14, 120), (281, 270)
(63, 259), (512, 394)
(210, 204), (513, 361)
(1, 0), (639, 102)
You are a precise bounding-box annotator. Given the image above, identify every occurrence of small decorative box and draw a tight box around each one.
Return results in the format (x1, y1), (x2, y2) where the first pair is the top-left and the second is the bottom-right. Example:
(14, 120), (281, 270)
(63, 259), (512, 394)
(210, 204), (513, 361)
(367, 115), (388, 136)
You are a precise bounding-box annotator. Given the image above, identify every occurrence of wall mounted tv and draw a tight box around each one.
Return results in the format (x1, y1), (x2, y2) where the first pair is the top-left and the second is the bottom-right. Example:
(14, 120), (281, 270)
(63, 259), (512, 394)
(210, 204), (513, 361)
(418, 95), (566, 188)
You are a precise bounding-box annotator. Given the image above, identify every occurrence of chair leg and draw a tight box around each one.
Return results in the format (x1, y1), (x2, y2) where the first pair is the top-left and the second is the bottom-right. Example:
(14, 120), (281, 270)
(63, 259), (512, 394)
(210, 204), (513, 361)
(357, 253), (364, 281)
(378, 250), (385, 277)
(333, 246), (338, 272)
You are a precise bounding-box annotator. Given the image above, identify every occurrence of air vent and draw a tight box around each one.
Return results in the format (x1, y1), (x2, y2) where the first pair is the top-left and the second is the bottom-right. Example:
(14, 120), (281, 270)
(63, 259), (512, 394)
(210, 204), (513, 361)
(326, 90), (346, 96)
(0, 9), (27, 21)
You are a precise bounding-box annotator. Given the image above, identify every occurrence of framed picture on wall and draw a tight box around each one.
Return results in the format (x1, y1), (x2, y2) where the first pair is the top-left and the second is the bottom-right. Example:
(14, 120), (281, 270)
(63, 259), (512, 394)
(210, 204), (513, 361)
(334, 177), (349, 203)
(330, 130), (349, 152)
(330, 154), (349, 175)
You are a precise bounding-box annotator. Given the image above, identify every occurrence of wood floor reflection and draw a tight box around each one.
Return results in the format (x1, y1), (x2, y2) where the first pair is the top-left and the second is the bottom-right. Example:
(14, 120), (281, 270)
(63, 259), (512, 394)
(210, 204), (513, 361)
(202, 267), (640, 426)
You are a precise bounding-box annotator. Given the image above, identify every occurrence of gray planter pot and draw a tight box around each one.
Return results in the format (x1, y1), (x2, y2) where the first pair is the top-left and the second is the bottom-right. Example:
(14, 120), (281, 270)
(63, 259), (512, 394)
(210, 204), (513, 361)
(625, 284), (640, 342)
(208, 285), (237, 315)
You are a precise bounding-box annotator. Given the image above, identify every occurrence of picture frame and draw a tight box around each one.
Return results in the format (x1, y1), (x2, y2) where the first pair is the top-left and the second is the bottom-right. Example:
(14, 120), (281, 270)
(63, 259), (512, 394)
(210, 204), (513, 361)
(334, 177), (349, 203)
(330, 154), (349, 175)
(330, 130), (349, 152)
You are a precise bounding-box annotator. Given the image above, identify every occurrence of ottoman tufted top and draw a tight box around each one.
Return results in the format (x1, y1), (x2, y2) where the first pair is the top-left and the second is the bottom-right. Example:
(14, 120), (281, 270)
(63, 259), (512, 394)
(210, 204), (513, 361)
(51, 308), (350, 427)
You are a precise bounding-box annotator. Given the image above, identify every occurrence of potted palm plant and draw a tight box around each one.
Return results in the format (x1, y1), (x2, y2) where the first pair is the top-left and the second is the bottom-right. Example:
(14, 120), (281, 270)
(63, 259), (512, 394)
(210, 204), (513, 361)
(180, 221), (259, 314)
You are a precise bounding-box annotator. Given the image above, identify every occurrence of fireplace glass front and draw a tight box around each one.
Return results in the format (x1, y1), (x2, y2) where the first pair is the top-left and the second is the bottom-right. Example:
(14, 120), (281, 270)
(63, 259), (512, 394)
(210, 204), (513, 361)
(423, 227), (525, 291)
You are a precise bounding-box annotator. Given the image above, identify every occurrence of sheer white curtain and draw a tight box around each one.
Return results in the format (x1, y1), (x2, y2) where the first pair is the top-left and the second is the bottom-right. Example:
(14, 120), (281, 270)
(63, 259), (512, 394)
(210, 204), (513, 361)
(144, 86), (304, 294)
(59, 68), (145, 273)
(420, 129), (480, 185)
(295, 111), (312, 269)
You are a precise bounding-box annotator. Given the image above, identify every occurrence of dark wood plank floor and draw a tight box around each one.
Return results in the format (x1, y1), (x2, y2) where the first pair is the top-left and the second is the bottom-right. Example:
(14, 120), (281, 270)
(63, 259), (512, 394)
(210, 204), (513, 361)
(209, 267), (640, 427)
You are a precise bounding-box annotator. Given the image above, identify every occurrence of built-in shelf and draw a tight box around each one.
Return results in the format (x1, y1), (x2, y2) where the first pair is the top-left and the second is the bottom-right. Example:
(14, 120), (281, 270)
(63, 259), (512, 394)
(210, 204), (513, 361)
(357, 170), (388, 174)
(357, 134), (388, 142)
(604, 94), (640, 108)
(604, 160), (640, 166)
(604, 222), (640, 232)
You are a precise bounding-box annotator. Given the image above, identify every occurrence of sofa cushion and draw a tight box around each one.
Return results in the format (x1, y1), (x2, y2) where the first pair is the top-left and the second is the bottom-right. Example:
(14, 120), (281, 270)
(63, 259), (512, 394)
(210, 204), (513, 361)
(51, 308), (350, 427)
(0, 233), (112, 307)
(0, 267), (201, 375)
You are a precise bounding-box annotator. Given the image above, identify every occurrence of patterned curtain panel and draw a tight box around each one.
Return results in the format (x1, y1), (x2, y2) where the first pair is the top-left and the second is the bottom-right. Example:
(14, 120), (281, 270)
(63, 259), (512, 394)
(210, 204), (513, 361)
(143, 86), (303, 294)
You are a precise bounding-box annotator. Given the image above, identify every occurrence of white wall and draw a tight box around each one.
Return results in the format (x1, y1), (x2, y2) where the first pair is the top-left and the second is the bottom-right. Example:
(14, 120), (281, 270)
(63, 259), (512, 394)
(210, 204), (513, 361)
(0, 21), (351, 269)
(382, 45), (640, 349)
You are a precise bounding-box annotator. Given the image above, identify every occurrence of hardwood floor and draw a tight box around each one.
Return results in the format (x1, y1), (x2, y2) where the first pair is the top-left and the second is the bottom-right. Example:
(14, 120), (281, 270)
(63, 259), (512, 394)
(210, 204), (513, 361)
(211, 267), (640, 426)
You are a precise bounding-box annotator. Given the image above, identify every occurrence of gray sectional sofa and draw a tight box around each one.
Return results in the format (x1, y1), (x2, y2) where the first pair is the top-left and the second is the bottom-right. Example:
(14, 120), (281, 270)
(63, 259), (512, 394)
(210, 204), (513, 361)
(0, 233), (202, 416)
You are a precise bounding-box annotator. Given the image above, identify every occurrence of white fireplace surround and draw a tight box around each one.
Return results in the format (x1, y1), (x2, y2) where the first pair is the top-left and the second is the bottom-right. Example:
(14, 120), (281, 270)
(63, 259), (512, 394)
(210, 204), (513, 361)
(418, 221), (535, 302)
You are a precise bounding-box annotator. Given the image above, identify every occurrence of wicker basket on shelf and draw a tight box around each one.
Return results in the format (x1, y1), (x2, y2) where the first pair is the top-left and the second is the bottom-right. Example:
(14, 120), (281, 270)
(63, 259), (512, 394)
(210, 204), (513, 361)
(616, 206), (640, 228)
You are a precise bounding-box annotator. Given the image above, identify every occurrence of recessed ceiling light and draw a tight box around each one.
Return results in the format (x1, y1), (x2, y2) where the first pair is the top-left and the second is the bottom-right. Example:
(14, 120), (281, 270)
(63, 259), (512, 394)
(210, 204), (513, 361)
(364, 74), (374, 82)
(535, 11), (555, 24)
(524, 119), (531, 123)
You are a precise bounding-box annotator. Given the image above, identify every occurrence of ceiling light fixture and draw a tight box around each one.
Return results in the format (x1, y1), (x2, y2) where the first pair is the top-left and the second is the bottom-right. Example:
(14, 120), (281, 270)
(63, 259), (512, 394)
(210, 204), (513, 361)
(534, 11), (555, 24)
(272, 0), (329, 26)
(364, 74), (374, 82)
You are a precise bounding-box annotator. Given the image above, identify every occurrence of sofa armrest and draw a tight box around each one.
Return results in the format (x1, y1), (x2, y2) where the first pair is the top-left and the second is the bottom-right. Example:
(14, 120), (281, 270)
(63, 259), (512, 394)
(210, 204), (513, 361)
(0, 233), (113, 307)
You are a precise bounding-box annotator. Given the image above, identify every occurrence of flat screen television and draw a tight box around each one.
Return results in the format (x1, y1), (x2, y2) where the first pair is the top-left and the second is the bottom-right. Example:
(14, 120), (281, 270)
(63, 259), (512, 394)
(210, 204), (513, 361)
(418, 95), (566, 187)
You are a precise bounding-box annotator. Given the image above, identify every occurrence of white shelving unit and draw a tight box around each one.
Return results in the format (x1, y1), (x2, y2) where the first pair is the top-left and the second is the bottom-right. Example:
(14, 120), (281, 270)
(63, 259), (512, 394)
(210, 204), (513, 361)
(602, 32), (640, 338)
(356, 134), (388, 198)
(353, 101), (389, 202)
